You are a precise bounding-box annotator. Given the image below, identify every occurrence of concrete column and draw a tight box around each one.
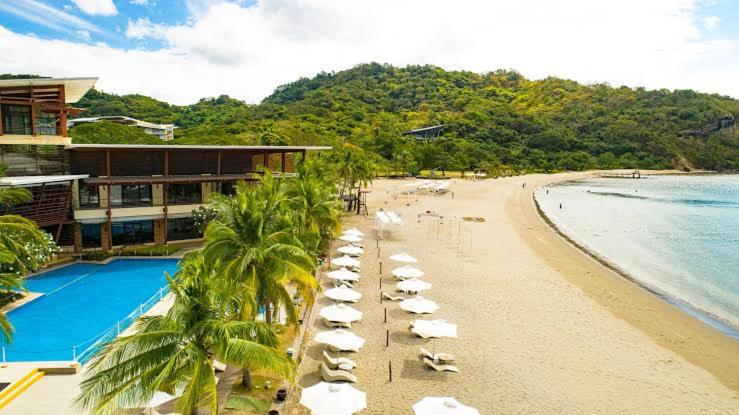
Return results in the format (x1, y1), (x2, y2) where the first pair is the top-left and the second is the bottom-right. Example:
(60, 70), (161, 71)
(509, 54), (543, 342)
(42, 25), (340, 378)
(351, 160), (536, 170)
(98, 186), (109, 208)
(201, 182), (212, 203)
(101, 222), (112, 251)
(71, 180), (80, 210)
(152, 184), (164, 206)
(73, 222), (82, 253)
(154, 218), (166, 245)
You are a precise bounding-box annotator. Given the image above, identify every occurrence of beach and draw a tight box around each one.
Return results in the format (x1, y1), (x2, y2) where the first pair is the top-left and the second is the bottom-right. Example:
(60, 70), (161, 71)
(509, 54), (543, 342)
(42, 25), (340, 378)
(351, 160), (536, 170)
(294, 173), (739, 414)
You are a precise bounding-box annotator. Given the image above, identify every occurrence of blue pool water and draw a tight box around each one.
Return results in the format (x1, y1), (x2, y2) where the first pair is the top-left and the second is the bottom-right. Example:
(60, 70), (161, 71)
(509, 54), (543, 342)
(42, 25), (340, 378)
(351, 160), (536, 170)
(2, 258), (179, 362)
(536, 175), (739, 337)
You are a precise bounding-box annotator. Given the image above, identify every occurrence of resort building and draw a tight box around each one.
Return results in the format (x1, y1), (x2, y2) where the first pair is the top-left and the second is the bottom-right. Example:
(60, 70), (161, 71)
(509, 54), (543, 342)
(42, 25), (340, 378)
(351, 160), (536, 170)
(0, 77), (330, 253)
(68, 116), (177, 141)
(401, 124), (446, 142)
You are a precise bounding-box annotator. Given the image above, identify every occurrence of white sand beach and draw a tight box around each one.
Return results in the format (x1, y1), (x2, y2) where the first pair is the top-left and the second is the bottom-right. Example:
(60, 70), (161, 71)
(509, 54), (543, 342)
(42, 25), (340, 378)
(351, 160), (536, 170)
(293, 173), (739, 414)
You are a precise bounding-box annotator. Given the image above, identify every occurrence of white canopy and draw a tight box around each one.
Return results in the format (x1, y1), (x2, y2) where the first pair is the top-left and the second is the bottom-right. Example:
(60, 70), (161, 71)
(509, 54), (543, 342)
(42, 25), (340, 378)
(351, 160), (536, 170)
(319, 303), (363, 323)
(342, 227), (365, 237)
(392, 265), (425, 279)
(120, 390), (178, 413)
(411, 320), (458, 339)
(300, 382), (367, 415)
(399, 297), (439, 314)
(326, 267), (360, 282)
(314, 329), (366, 351)
(389, 252), (418, 263)
(331, 255), (361, 268)
(396, 278), (431, 293)
(413, 397), (479, 415)
(339, 234), (363, 243)
(337, 245), (364, 256)
(325, 285), (362, 302)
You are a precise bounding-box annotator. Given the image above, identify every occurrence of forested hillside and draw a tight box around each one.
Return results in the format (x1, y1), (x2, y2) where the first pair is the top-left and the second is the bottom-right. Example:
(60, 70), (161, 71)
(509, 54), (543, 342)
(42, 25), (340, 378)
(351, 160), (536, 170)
(67, 64), (739, 172)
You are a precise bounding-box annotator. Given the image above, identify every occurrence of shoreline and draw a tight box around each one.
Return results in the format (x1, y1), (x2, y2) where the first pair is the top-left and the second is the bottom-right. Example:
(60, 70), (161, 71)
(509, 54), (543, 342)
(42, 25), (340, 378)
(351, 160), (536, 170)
(512, 172), (739, 392)
(532, 179), (739, 339)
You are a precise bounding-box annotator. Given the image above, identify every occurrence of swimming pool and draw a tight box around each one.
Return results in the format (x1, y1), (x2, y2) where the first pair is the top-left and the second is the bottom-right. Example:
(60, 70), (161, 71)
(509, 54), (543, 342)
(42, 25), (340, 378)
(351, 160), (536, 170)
(1, 258), (179, 363)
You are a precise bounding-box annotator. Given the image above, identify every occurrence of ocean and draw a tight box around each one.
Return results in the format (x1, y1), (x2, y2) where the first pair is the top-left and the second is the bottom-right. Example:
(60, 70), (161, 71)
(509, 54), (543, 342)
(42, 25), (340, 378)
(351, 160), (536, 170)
(535, 174), (739, 338)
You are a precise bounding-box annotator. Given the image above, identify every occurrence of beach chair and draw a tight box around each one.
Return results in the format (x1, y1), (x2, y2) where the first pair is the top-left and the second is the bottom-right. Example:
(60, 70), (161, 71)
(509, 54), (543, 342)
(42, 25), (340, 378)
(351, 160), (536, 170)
(423, 357), (459, 373)
(323, 350), (357, 370)
(382, 291), (405, 301)
(420, 347), (455, 363)
(213, 359), (227, 372)
(320, 362), (358, 383)
(323, 318), (351, 329)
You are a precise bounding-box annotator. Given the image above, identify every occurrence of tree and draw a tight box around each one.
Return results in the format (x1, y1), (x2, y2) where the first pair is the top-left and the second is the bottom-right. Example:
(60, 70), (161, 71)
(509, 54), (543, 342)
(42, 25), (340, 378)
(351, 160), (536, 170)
(77, 252), (294, 415)
(0, 165), (57, 342)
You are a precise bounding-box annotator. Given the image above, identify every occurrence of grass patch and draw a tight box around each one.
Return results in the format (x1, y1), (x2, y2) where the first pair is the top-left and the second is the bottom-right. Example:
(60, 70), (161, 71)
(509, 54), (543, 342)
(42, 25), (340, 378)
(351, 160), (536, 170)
(225, 395), (273, 412)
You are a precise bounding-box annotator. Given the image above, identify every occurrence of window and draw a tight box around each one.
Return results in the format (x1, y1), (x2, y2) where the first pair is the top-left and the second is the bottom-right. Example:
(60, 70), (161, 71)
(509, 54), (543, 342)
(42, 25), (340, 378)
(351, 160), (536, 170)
(167, 217), (202, 241)
(79, 184), (99, 208)
(220, 182), (237, 196)
(109, 185), (152, 207)
(167, 183), (202, 205)
(81, 223), (101, 248)
(1, 105), (32, 135)
(111, 220), (154, 246)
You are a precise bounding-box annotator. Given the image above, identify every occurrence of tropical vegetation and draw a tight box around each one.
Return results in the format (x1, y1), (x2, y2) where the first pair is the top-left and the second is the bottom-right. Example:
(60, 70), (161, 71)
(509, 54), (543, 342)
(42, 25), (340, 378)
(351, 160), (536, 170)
(0, 164), (58, 342)
(59, 63), (739, 172)
(78, 158), (348, 414)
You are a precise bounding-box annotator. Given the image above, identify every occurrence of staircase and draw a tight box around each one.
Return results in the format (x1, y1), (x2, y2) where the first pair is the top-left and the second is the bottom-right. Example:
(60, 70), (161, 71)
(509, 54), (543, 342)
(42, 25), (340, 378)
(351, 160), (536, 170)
(0, 368), (44, 410)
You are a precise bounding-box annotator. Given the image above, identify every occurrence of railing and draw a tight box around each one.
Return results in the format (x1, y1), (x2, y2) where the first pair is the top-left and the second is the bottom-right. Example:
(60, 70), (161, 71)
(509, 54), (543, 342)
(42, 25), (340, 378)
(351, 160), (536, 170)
(0, 285), (171, 365)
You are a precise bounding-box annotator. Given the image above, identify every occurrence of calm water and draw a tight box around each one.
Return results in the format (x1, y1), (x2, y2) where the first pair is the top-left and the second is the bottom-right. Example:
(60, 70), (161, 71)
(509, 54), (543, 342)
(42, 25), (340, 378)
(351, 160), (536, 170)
(2, 258), (178, 362)
(535, 175), (739, 337)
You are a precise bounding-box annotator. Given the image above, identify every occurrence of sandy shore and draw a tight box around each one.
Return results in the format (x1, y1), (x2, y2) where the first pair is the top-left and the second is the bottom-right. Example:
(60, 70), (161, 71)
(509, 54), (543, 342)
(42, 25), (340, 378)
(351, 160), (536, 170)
(293, 173), (739, 414)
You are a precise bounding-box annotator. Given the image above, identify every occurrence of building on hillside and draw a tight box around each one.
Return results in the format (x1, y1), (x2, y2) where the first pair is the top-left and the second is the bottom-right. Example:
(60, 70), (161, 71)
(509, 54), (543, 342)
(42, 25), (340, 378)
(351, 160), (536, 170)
(401, 124), (446, 142)
(68, 116), (177, 141)
(0, 77), (331, 252)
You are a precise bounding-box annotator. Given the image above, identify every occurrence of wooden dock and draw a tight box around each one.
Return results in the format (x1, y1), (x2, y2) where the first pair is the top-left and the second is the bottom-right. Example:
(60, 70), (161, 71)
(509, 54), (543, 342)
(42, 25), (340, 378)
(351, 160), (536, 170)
(595, 170), (641, 179)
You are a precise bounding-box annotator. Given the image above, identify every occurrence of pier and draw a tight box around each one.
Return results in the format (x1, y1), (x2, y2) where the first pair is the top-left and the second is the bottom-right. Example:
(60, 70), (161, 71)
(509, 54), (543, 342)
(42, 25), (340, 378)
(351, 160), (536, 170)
(596, 170), (641, 179)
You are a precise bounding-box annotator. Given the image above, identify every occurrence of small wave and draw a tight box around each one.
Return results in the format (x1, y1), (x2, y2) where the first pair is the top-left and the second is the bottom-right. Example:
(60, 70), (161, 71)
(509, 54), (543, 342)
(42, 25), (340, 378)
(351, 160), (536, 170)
(587, 191), (739, 208)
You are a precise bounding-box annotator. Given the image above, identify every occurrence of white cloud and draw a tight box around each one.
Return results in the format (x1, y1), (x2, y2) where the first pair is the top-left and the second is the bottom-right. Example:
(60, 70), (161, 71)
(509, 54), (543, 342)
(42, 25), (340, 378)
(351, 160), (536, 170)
(0, 0), (106, 35)
(130, 0), (153, 5)
(70, 0), (118, 16)
(76, 30), (92, 41)
(125, 18), (168, 39)
(0, 0), (736, 104)
(701, 15), (720, 29)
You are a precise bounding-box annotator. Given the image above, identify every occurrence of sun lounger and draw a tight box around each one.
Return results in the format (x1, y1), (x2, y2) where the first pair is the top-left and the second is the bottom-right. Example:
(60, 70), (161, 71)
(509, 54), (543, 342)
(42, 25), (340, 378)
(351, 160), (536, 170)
(323, 318), (352, 329)
(320, 362), (358, 383)
(382, 291), (405, 301)
(323, 350), (357, 370)
(213, 359), (227, 372)
(423, 357), (459, 373)
(420, 347), (455, 363)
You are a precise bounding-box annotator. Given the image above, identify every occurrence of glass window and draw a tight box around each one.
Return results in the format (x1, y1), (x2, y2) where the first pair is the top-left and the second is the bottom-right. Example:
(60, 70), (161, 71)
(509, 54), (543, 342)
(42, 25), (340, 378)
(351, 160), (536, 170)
(167, 217), (202, 241)
(110, 185), (123, 206)
(1, 104), (32, 135)
(81, 223), (101, 248)
(220, 182), (237, 196)
(79, 184), (99, 208)
(167, 183), (202, 205)
(111, 220), (154, 246)
(109, 185), (152, 207)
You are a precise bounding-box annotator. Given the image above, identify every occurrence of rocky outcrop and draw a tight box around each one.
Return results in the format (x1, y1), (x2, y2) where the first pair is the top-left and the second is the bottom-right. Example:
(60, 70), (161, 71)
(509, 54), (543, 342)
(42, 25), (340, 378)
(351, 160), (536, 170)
(680, 115), (735, 137)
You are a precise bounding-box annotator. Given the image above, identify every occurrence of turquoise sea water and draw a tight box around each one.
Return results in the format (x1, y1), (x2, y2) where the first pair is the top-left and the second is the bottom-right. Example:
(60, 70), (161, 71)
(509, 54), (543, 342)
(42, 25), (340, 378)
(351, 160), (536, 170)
(2, 258), (178, 362)
(535, 175), (739, 337)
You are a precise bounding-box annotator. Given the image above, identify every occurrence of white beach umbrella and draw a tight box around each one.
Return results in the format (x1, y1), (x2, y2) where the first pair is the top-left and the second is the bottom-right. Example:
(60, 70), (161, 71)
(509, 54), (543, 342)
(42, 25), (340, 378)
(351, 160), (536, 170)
(375, 211), (391, 224)
(314, 329), (366, 351)
(342, 227), (365, 237)
(413, 397), (479, 415)
(396, 278), (431, 293)
(411, 320), (458, 339)
(319, 303), (363, 323)
(339, 234), (363, 243)
(121, 391), (177, 415)
(331, 255), (361, 268)
(389, 252), (417, 263)
(392, 265), (425, 279)
(326, 267), (360, 282)
(300, 382), (367, 415)
(399, 296), (439, 314)
(337, 245), (364, 256)
(325, 285), (363, 302)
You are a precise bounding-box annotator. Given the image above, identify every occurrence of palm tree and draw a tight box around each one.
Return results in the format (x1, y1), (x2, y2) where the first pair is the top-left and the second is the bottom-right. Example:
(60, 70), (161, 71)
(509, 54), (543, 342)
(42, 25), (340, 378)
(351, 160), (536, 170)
(203, 173), (318, 327)
(333, 143), (376, 198)
(77, 251), (294, 415)
(285, 164), (343, 256)
(0, 164), (53, 342)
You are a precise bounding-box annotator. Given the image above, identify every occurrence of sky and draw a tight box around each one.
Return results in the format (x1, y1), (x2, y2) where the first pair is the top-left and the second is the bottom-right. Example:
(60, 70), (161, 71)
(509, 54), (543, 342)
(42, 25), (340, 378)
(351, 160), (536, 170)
(0, 0), (737, 105)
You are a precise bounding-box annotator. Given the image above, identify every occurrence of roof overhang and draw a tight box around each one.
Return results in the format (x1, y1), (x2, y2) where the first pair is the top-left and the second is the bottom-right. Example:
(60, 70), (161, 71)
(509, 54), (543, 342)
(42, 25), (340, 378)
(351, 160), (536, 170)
(0, 174), (88, 187)
(0, 77), (98, 103)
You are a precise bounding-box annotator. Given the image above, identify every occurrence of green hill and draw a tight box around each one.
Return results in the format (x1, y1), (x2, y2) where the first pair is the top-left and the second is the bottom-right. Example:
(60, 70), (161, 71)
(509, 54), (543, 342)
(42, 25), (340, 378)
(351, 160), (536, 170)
(67, 63), (738, 172)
